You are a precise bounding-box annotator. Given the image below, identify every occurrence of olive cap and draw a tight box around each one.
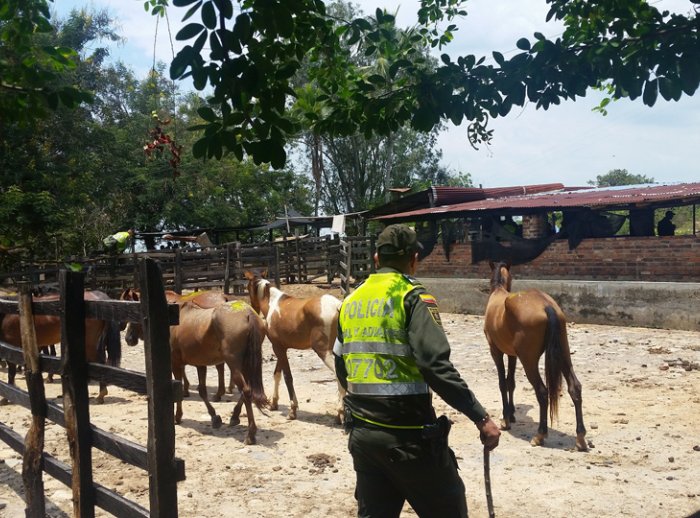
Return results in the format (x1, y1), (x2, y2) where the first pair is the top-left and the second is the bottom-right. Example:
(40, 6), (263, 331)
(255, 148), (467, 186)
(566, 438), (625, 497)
(376, 224), (423, 256)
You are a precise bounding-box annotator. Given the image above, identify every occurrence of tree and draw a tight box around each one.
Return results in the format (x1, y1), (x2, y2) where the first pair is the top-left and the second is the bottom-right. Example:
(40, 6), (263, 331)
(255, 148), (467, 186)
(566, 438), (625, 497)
(589, 169), (655, 187)
(151, 0), (700, 169)
(293, 1), (463, 216)
(0, 0), (92, 124)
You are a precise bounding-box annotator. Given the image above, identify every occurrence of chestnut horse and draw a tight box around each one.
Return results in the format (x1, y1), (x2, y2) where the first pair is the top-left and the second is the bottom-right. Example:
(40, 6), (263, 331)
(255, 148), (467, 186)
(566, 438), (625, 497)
(121, 288), (234, 400)
(0, 289), (121, 403)
(244, 270), (343, 422)
(484, 262), (587, 451)
(123, 289), (269, 444)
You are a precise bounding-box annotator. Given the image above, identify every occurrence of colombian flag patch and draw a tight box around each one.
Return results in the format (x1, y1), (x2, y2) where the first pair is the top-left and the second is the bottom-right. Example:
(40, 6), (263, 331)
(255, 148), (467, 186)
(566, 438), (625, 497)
(419, 294), (437, 306)
(420, 293), (442, 326)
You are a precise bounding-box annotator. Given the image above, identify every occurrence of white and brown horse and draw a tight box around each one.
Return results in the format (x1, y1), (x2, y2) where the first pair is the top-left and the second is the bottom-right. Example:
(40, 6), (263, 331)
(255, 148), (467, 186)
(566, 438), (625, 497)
(484, 261), (587, 451)
(245, 270), (344, 422)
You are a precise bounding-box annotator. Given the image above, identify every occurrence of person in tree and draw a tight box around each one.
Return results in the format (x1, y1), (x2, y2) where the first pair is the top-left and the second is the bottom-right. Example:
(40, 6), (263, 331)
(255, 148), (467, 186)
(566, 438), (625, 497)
(657, 211), (676, 236)
(102, 229), (134, 254)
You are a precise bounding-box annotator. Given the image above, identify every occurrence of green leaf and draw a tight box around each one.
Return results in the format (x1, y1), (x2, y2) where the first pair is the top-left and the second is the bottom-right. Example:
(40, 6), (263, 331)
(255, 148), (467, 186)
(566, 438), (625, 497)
(516, 38), (530, 51)
(202, 1), (217, 30)
(642, 78), (658, 107)
(176, 23), (205, 41)
(173, 0), (200, 6)
(492, 51), (505, 66)
(197, 106), (218, 122)
(192, 137), (208, 158)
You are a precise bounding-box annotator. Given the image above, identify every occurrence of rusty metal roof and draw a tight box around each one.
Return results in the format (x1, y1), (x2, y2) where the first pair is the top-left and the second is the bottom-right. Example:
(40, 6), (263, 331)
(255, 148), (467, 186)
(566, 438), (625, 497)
(373, 182), (700, 221)
(364, 183), (565, 218)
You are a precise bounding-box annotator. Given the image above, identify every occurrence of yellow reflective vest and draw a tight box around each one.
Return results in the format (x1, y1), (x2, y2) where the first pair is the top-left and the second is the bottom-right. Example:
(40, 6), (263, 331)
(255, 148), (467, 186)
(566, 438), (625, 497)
(339, 272), (429, 401)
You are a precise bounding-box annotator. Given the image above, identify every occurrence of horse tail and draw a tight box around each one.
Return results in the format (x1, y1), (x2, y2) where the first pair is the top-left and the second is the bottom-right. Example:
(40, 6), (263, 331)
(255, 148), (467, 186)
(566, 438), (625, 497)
(98, 320), (122, 368)
(243, 311), (269, 411)
(543, 305), (563, 423)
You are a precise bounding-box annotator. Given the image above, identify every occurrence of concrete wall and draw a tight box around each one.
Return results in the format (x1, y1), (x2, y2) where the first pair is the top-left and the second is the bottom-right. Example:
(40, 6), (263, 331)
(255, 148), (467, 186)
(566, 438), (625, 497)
(421, 278), (700, 331)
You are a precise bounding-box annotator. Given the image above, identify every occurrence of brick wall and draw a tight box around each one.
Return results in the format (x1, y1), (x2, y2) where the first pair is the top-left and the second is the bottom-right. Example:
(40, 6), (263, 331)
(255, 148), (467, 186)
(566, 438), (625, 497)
(419, 236), (700, 281)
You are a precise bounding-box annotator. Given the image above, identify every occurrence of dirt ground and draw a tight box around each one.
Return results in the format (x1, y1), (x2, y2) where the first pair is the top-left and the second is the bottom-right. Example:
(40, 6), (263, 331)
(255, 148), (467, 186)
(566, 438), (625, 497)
(1, 283), (699, 518)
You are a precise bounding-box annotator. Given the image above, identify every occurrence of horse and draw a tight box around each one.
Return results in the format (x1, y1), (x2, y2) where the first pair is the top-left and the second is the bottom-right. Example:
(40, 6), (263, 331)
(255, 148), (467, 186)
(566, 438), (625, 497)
(120, 288), (235, 400)
(484, 261), (587, 451)
(123, 289), (269, 444)
(244, 270), (344, 422)
(0, 289), (122, 404)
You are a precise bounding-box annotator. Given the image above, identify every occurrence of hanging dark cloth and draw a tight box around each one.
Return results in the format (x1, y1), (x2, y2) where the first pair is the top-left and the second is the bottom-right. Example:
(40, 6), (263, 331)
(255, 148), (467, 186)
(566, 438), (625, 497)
(559, 210), (627, 250)
(415, 221), (438, 261)
(471, 219), (556, 265)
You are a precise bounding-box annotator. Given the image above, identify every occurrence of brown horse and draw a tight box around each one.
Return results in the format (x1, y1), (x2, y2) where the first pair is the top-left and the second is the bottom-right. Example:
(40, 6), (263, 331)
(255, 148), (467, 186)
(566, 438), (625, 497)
(244, 270), (343, 422)
(0, 289), (121, 403)
(484, 261), (587, 451)
(124, 289), (269, 444)
(121, 288), (234, 400)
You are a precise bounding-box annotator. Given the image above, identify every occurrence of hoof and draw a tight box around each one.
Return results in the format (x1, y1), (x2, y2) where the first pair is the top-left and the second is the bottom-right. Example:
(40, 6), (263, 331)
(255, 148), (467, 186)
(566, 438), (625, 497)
(530, 433), (546, 447)
(96, 397), (105, 405)
(0, 398), (10, 406)
(212, 415), (223, 429)
(230, 416), (241, 427)
(183, 391), (190, 398)
(175, 416), (182, 425)
(212, 394), (222, 403)
(499, 419), (511, 431)
(270, 402), (279, 411)
(287, 411), (297, 421)
(576, 435), (588, 452)
(244, 436), (256, 446)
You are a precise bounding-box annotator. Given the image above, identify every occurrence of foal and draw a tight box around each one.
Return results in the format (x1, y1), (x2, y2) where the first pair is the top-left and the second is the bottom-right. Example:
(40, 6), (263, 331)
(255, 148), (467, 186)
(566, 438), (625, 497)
(245, 270), (344, 422)
(484, 261), (587, 451)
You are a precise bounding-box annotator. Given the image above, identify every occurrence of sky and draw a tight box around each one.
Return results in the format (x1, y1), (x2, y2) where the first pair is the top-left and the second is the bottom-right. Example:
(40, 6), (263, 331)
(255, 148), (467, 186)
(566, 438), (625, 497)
(54, 0), (700, 188)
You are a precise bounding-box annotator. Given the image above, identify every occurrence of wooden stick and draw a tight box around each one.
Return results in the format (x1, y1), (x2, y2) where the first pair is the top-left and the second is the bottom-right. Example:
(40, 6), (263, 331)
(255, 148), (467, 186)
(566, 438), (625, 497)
(484, 447), (495, 518)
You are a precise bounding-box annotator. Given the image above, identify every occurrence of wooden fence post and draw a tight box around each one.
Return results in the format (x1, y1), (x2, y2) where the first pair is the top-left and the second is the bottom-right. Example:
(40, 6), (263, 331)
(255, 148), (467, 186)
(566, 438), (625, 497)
(174, 249), (183, 294)
(19, 281), (47, 518)
(60, 270), (95, 518)
(224, 243), (232, 294)
(139, 258), (179, 517)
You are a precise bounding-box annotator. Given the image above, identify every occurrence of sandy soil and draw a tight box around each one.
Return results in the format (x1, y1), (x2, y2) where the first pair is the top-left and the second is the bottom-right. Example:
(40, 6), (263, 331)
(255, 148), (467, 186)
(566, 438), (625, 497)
(1, 283), (699, 518)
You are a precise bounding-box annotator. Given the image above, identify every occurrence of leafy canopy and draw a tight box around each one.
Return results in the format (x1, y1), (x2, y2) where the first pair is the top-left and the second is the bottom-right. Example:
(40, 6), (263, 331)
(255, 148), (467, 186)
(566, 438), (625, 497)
(147, 0), (700, 168)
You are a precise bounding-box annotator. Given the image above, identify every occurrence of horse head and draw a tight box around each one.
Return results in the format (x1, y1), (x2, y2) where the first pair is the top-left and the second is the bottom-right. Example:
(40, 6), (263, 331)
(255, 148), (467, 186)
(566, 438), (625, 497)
(244, 270), (269, 315)
(489, 260), (512, 293)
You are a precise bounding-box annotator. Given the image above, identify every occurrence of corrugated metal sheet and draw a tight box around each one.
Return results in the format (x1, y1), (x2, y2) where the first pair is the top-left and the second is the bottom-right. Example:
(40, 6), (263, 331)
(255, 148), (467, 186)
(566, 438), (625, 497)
(364, 184), (566, 218)
(373, 182), (700, 220)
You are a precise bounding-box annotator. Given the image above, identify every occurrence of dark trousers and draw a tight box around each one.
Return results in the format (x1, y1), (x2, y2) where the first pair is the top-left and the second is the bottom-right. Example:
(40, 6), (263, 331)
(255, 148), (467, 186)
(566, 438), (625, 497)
(348, 425), (468, 518)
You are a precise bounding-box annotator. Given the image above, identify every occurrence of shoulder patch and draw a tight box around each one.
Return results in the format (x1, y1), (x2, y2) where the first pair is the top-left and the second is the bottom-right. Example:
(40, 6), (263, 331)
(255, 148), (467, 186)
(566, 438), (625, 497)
(419, 293), (442, 327)
(403, 274), (423, 286)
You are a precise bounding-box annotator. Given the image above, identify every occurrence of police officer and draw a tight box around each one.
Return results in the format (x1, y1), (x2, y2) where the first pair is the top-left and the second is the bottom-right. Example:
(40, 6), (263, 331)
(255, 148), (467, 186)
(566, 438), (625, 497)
(334, 224), (500, 518)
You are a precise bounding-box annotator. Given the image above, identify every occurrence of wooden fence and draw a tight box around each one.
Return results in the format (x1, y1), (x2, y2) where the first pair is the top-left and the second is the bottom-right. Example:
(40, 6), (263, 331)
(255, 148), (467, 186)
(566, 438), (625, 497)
(0, 260), (183, 517)
(0, 235), (374, 296)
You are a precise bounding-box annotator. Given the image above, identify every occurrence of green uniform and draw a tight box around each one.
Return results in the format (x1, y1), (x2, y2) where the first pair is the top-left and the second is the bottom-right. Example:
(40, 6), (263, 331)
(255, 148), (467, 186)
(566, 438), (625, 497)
(102, 231), (131, 254)
(335, 267), (487, 518)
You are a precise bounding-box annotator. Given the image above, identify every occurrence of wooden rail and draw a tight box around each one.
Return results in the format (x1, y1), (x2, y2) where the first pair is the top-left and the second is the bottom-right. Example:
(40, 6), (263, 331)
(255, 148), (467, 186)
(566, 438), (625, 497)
(0, 260), (183, 517)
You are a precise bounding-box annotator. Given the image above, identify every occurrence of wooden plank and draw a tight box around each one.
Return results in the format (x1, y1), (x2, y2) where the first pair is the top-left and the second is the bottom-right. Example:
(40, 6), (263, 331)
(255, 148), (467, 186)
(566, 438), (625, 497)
(0, 422), (151, 518)
(140, 259), (180, 517)
(60, 270), (95, 518)
(18, 282), (47, 517)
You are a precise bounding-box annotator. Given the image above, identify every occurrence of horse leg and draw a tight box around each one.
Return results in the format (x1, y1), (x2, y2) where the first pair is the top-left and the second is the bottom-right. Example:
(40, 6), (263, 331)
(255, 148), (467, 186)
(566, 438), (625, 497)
(196, 365), (222, 429)
(43, 345), (56, 383)
(229, 370), (257, 445)
(213, 363), (225, 402)
(314, 346), (344, 424)
(97, 381), (108, 404)
(273, 346), (298, 420)
(562, 356), (587, 451)
(521, 355), (549, 447)
(172, 363), (185, 424)
(506, 354), (517, 423)
(227, 365), (235, 395)
(489, 345), (511, 430)
(182, 371), (190, 398)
